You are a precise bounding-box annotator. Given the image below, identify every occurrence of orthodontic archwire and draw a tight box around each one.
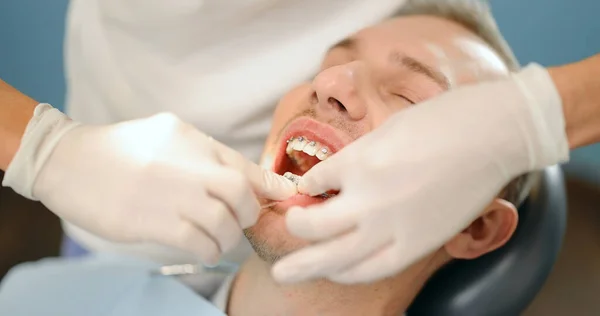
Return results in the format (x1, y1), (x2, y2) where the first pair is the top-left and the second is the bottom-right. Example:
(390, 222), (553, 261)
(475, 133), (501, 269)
(282, 172), (335, 199)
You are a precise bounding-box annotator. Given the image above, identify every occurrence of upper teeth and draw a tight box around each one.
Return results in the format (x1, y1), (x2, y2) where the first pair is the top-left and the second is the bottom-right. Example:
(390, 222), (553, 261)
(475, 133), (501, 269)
(286, 136), (330, 161)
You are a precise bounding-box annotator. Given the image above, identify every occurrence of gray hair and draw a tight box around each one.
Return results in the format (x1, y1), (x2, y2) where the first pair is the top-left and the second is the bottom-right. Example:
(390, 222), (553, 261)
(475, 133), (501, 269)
(394, 0), (521, 72)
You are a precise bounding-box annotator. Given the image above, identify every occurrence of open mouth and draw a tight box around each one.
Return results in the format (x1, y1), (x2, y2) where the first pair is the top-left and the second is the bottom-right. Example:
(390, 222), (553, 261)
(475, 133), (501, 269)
(271, 118), (347, 207)
(273, 118), (347, 177)
(277, 136), (331, 176)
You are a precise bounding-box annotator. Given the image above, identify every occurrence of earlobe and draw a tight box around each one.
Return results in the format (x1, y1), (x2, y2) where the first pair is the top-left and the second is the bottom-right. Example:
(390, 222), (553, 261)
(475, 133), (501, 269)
(444, 199), (518, 260)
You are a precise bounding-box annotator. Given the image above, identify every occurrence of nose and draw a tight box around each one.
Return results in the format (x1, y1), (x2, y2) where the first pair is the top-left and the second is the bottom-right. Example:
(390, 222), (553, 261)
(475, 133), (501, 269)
(312, 61), (370, 121)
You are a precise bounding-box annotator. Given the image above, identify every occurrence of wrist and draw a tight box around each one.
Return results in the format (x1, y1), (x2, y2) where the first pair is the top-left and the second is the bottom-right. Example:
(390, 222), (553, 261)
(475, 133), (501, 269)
(0, 80), (37, 171)
(548, 54), (600, 149)
(512, 64), (569, 169)
(2, 103), (80, 200)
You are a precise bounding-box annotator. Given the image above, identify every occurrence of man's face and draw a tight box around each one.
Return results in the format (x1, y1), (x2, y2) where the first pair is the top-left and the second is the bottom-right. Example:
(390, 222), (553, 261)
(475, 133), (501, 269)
(245, 15), (509, 263)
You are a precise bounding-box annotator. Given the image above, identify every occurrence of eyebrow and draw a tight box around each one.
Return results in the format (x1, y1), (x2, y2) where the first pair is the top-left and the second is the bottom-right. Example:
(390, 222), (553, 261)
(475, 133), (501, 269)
(328, 37), (357, 52)
(329, 38), (450, 90)
(392, 53), (450, 90)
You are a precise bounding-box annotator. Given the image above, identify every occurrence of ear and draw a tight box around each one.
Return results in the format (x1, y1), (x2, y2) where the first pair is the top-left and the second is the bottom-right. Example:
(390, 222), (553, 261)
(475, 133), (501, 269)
(444, 199), (518, 260)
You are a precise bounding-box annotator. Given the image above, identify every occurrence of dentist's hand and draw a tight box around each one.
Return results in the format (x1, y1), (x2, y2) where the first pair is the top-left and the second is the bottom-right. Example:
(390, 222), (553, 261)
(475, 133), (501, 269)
(3, 105), (296, 265)
(271, 64), (569, 284)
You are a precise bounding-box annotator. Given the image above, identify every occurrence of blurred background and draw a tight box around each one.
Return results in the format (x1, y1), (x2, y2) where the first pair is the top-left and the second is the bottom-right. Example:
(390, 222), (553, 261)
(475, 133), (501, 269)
(0, 0), (599, 314)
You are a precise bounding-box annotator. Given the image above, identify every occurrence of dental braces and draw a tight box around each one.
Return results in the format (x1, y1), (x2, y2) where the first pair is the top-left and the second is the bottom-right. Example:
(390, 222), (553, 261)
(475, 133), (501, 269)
(283, 171), (335, 199)
(283, 171), (301, 185)
(286, 136), (329, 161)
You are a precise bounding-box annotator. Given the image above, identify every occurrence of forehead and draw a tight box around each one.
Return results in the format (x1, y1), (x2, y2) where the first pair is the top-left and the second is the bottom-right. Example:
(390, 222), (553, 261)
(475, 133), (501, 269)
(346, 15), (509, 81)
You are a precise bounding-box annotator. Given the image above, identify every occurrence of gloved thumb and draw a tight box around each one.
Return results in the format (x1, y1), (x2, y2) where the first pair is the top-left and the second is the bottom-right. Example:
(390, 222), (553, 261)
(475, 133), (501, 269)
(211, 138), (297, 200)
(297, 152), (344, 196)
(285, 195), (358, 240)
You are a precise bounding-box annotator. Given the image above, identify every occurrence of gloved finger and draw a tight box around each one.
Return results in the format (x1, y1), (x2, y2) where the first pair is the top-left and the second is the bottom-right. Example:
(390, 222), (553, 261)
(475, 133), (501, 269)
(160, 220), (221, 266)
(211, 139), (297, 200)
(249, 168), (298, 201)
(296, 153), (345, 196)
(203, 166), (260, 228)
(179, 198), (243, 254)
(328, 243), (401, 284)
(284, 196), (359, 241)
(271, 230), (389, 284)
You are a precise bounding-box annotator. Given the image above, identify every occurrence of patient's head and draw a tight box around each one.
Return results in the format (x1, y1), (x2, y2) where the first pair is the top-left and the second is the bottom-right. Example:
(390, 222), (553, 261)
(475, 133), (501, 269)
(246, 0), (530, 269)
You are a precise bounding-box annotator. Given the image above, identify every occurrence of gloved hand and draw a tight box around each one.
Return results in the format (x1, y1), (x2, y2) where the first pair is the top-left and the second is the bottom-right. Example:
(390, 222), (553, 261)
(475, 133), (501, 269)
(271, 64), (570, 284)
(3, 104), (296, 265)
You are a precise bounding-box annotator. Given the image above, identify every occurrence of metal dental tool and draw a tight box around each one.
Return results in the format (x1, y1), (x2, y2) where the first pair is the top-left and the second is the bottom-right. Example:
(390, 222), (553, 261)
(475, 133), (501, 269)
(151, 200), (278, 277)
(152, 200), (282, 277)
(152, 261), (240, 277)
(152, 175), (299, 277)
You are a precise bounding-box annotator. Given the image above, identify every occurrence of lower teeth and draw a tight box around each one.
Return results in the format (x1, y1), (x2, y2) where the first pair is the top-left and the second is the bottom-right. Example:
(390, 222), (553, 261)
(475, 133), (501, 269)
(283, 172), (301, 185)
(283, 172), (336, 199)
(319, 193), (336, 199)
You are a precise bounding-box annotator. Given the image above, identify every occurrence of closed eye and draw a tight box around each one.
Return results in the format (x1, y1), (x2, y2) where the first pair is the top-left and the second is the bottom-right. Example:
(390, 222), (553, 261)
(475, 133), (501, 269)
(394, 94), (416, 105)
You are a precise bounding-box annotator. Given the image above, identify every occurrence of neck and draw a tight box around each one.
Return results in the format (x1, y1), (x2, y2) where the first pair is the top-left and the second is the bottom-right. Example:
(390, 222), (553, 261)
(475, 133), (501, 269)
(228, 253), (443, 316)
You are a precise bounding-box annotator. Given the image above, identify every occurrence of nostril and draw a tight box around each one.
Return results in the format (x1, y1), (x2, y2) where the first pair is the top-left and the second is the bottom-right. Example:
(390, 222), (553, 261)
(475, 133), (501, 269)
(328, 97), (347, 112)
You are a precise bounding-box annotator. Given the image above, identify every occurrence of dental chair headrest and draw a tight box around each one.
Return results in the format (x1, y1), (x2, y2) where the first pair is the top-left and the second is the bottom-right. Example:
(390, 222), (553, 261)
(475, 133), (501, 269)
(407, 166), (567, 316)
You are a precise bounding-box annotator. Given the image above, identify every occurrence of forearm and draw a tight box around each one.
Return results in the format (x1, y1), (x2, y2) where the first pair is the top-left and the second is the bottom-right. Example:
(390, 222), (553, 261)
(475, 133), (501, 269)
(0, 79), (37, 171)
(548, 54), (600, 149)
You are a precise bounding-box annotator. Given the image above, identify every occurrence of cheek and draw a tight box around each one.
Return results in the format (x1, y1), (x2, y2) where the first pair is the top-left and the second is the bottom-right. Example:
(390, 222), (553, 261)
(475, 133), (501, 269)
(274, 84), (312, 118)
(266, 84), (313, 144)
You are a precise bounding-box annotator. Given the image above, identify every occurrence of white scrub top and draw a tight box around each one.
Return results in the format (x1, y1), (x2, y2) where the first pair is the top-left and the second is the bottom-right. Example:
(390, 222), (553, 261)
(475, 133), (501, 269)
(62, 0), (407, 296)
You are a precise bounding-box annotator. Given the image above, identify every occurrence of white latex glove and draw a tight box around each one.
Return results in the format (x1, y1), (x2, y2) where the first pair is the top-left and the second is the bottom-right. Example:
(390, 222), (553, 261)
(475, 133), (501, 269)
(271, 64), (570, 284)
(3, 104), (296, 265)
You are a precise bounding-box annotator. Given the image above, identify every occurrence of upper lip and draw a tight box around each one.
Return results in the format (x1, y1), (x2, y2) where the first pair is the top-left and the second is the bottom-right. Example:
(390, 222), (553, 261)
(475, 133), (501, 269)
(272, 117), (352, 174)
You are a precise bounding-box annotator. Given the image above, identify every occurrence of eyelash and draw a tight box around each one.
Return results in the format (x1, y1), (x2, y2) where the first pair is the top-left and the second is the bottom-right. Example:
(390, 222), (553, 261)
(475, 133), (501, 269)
(394, 94), (416, 105)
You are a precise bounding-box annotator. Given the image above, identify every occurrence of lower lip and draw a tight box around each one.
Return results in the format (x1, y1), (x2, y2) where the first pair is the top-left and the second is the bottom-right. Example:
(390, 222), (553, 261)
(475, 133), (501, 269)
(274, 194), (327, 212)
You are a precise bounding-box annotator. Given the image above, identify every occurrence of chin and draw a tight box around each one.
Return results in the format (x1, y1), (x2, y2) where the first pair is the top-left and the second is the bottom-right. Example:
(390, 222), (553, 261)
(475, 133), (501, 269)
(244, 209), (309, 264)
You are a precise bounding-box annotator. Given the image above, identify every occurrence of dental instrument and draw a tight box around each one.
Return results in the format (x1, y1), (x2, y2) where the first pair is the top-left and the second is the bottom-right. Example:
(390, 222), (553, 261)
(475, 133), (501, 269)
(151, 174), (313, 277)
(152, 261), (240, 277)
(151, 200), (281, 277)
